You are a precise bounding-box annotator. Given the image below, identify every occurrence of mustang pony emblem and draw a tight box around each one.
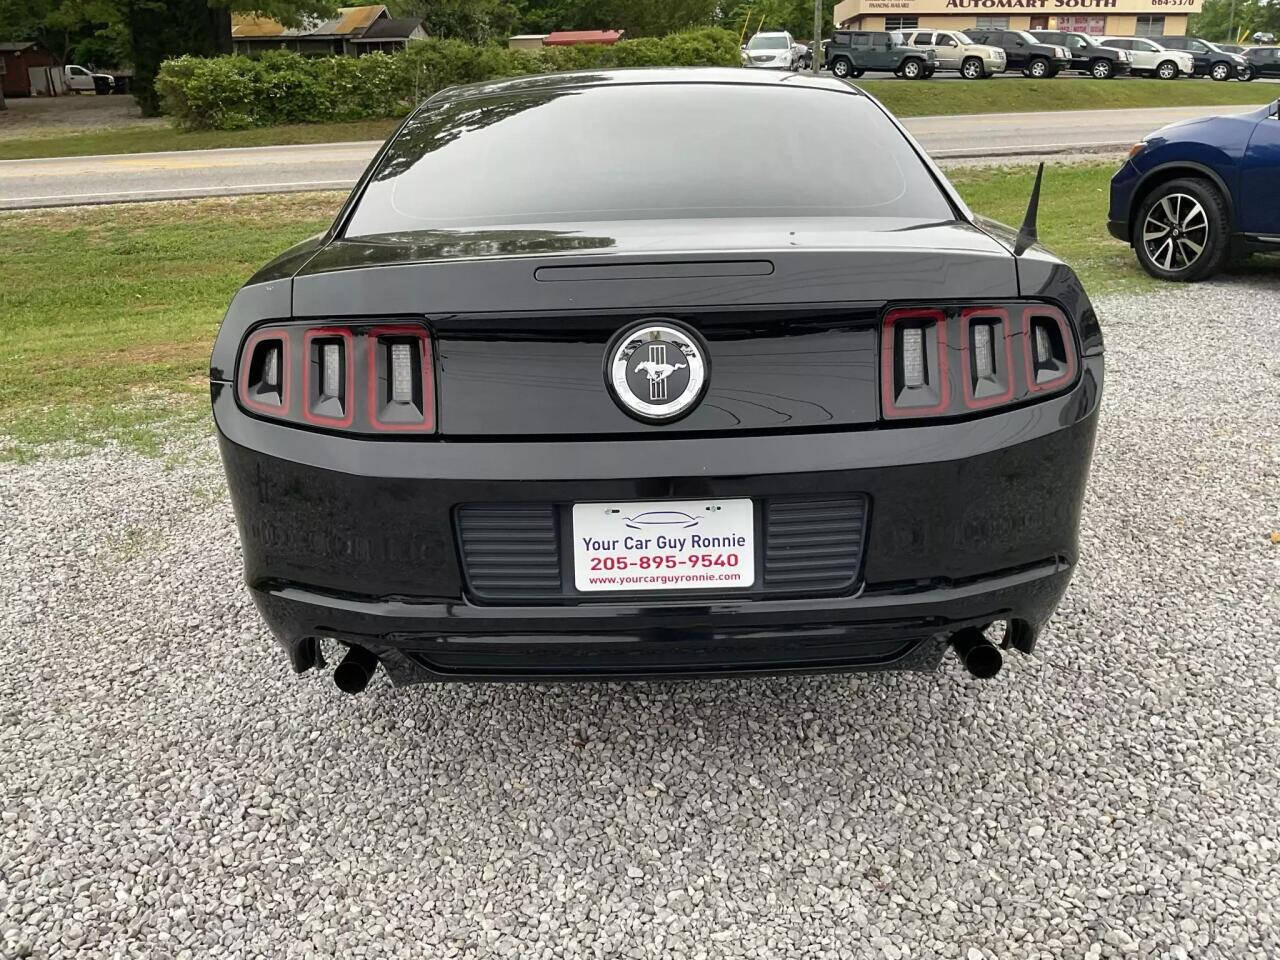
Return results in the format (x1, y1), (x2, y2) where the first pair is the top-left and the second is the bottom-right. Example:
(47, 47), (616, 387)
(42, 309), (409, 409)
(633, 359), (687, 382)
(631, 342), (688, 403)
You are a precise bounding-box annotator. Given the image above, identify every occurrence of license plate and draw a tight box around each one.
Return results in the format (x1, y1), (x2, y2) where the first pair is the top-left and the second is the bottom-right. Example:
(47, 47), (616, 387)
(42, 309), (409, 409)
(572, 498), (755, 592)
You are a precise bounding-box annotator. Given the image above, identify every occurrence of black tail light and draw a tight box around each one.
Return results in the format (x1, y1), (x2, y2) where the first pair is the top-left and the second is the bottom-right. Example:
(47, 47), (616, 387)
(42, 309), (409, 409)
(239, 329), (289, 415)
(367, 325), (435, 432)
(881, 303), (1077, 420)
(235, 321), (435, 434)
(1024, 308), (1076, 394)
(302, 327), (354, 428)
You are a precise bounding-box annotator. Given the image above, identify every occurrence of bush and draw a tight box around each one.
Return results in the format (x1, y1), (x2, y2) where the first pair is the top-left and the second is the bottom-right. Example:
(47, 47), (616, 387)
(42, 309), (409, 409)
(157, 28), (742, 130)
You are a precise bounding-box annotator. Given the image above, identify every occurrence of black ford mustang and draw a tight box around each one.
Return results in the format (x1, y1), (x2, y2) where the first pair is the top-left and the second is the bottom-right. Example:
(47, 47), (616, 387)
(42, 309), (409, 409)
(211, 68), (1103, 694)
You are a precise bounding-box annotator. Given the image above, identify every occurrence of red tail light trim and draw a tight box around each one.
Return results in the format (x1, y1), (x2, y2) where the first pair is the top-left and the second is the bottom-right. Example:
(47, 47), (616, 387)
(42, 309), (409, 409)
(238, 328), (291, 417)
(301, 327), (355, 428)
(367, 325), (436, 433)
(1022, 305), (1077, 394)
(881, 307), (949, 419)
(959, 307), (1015, 410)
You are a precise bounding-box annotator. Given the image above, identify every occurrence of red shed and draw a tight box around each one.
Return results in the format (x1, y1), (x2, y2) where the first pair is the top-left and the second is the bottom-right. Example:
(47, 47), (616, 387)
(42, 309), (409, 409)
(2, 42), (58, 97)
(543, 30), (624, 46)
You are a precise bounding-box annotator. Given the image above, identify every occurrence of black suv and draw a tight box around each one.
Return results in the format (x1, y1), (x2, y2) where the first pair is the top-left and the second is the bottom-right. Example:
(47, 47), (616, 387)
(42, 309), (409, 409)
(1242, 45), (1280, 78)
(1031, 30), (1131, 78)
(966, 29), (1071, 78)
(1156, 35), (1253, 80)
(823, 30), (936, 79)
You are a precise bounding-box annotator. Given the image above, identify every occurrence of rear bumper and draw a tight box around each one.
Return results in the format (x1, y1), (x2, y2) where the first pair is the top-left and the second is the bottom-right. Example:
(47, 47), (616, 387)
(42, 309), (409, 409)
(213, 354), (1102, 682)
(253, 560), (1075, 682)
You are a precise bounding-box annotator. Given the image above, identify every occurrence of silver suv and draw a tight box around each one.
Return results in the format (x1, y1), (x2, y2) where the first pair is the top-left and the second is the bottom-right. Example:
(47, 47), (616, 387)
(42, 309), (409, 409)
(742, 31), (804, 70)
(900, 29), (1006, 78)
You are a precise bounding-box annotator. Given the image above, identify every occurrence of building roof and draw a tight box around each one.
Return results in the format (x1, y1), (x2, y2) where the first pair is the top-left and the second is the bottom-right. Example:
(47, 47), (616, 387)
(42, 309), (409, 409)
(351, 17), (422, 42)
(543, 30), (624, 46)
(231, 4), (387, 40)
(0, 41), (39, 52)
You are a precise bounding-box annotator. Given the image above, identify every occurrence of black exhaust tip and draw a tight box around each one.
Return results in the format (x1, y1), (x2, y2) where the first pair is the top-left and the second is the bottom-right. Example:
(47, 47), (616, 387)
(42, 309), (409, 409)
(949, 627), (1002, 679)
(333, 644), (379, 695)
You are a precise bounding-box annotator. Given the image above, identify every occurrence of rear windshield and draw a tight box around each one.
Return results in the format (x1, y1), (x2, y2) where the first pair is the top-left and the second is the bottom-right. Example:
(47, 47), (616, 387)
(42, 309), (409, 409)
(748, 35), (788, 49)
(344, 83), (954, 237)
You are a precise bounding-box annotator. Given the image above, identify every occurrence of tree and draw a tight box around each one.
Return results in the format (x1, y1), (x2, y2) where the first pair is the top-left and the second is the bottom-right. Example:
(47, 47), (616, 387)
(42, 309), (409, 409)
(0, 0), (337, 115)
(721, 0), (841, 43)
(0, 0), (113, 65)
(386, 0), (520, 43)
(511, 0), (719, 36)
(1190, 0), (1280, 42)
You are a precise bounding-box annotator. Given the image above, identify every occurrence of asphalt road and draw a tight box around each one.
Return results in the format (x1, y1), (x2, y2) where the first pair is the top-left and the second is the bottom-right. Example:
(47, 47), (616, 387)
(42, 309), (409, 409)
(0, 103), (1260, 209)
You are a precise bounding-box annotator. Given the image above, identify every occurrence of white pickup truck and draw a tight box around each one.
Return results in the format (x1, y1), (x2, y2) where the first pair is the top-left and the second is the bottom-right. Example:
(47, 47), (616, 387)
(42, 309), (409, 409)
(63, 64), (115, 93)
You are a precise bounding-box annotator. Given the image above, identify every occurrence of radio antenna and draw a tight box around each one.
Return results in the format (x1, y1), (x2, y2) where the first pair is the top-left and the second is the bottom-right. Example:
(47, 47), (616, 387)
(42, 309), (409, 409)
(1014, 162), (1045, 257)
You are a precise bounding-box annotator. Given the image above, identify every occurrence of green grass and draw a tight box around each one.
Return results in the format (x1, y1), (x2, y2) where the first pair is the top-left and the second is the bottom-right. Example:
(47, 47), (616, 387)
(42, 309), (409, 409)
(0, 192), (343, 459)
(949, 161), (1280, 295)
(0, 118), (402, 161)
(861, 77), (1274, 118)
(949, 161), (1151, 294)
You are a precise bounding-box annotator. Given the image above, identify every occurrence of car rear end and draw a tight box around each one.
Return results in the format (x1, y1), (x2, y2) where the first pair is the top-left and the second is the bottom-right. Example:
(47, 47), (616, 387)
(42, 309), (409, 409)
(211, 73), (1103, 689)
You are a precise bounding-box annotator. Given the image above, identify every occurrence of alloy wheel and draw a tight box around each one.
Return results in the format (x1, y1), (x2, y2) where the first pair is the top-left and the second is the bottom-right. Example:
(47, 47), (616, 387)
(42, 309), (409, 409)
(832, 58), (850, 78)
(1142, 193), (1208, 272)
(962, 58), (982, 78)
(1030, 59), (1048, 78)
(1092, 60), (1112, 79)
(1157, 61), (1176, 79)
(1211, 62), (1231, 80)
(903, 60), (921, 78)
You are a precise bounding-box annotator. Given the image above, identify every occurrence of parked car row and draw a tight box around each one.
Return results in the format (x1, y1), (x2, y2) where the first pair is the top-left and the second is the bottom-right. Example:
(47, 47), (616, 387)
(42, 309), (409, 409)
(741, 28), (1262, 81)
(1147, 35), (1255, 80)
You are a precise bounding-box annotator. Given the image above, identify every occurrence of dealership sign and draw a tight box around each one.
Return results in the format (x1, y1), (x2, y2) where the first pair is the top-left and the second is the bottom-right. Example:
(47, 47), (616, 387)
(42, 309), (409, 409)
(840, 0), (1201, 14)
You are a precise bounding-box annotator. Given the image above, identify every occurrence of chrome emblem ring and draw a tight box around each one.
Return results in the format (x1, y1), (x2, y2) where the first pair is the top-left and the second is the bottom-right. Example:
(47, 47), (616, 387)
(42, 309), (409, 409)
(607, 321), (708, 423)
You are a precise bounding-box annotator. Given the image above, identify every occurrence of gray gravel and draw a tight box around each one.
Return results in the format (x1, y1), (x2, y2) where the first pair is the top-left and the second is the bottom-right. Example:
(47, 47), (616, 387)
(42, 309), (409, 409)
(2, 279), (1279, 960)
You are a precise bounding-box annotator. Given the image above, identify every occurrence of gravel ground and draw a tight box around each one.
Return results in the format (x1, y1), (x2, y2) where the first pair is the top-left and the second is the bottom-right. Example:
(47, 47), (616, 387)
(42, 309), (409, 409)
(2, 281), (1278, 960)
(0, 96), (159, 141)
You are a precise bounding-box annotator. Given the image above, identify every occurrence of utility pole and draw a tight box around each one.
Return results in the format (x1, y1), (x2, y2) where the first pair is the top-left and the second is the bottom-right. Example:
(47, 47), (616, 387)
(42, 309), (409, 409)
(812, 0), (823, 74)
(1227, 0), (1237, 42)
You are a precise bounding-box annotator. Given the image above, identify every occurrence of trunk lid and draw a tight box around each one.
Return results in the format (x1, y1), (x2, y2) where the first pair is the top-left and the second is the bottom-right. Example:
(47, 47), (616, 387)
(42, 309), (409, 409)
(292, 219), (1016, 437)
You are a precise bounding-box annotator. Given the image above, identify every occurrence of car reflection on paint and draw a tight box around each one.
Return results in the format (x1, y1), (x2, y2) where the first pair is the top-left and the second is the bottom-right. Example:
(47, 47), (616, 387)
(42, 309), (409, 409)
(624, 510), (701, 529)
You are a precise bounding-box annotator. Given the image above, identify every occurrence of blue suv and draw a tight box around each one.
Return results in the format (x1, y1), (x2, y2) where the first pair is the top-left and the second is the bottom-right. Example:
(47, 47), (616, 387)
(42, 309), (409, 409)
(1108, 100), (1280, 281)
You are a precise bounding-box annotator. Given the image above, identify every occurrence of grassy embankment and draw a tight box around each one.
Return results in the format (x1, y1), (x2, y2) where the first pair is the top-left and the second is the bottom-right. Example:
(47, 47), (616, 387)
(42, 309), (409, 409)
(863, 76), (1273, 118)
(2, 161), (1275, 457)
(0, 119), (402, 161)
